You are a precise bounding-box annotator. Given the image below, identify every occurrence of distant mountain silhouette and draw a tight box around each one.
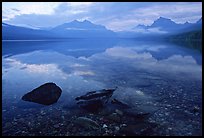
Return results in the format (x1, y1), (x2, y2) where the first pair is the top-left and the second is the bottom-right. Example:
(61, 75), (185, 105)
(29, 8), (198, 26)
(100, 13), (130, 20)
(51, 20), (116, 38)
(2, 23), (56, 40)
(133, 17), (202, 34)
(2, 20), (116, 40)
(52, 20), (106, 31)
(2, 18), (202, 40)
(196, 17), (202, 24)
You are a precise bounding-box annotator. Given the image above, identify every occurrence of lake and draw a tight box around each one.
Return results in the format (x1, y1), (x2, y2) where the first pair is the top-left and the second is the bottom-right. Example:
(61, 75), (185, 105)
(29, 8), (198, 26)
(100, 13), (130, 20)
(2, 38), (202, 136)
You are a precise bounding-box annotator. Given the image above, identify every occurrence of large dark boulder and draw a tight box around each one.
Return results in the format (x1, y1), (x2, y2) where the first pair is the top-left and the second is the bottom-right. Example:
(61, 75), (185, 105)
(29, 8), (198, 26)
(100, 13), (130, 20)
(22, 82), (62, 105)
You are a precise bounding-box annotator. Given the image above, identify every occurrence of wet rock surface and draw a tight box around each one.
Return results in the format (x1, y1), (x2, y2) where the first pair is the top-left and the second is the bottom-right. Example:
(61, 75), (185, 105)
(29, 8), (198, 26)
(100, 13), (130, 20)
(22, 82), (62, 105)
(75, 88), (117, 112)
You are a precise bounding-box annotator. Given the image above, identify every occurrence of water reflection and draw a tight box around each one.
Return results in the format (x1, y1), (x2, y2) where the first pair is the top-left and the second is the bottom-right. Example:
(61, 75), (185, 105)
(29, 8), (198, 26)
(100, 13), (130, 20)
(2, 41), (202, 97)
(2, 39), (202, 136)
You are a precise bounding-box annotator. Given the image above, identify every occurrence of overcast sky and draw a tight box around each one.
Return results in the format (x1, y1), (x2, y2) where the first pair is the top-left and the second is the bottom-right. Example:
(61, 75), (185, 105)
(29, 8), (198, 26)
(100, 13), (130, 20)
(2, 2), (202, 31)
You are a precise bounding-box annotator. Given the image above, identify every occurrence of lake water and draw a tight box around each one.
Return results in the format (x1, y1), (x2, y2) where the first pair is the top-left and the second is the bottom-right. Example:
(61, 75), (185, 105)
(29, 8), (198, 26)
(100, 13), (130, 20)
(2, 38), (202, 136)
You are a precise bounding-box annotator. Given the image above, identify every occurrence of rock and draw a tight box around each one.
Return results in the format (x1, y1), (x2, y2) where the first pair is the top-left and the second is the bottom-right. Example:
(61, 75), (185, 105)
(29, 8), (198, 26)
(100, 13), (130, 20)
(103, 124), (108, 128)
(53, 124), (60, 128)
(111, 98), (130, 109)
(115, 126), (120, 131)
(120, 124), (127, 127)
(22, 82), (62, 105)
(124, 108), (150, 119)
(115, 109), (123, 116)
(107, 113), (121, 122)
(75, 88), (117, 112)
(40, 110), (46, 116)
(76, 99), (104, 112)
(73, 117), (100, 130)
(193, 106), (199, 113)
(75, 88), (117, 101)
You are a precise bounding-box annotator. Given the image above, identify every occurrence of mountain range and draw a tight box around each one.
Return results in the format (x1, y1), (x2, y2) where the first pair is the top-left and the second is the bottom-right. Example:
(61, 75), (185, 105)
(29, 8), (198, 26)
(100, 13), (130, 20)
(2, 20), (116, 40)
(51, 20), (116, 38)
(2, 17), (202, 40)
(133, 17), (202, 34)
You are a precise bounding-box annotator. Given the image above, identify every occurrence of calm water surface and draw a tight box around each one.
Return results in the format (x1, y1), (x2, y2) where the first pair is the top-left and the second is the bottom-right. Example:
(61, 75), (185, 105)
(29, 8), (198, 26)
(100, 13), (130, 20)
(2, 38), (202, 136)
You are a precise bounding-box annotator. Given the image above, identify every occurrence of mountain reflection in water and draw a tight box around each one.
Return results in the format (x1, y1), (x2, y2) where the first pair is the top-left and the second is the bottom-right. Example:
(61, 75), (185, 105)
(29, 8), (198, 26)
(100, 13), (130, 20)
(2, 39), (202, 136)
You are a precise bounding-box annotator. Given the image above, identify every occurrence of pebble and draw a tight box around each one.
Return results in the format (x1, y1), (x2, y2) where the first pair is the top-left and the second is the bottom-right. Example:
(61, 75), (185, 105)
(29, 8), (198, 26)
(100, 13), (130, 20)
(115, 126), (120, 131)
(40, 110), (46, 116)
(13, 118), (17, 122)
(115, 109), (123, 116)
(120, 124), (127, 127)
(54, 124), (60, 128)
(165, 112), (169, 116)
(168, 127), (173, 130)
(103, 124), (108, 128)
(175, 106), (180, 109)
(193, 106), (199, 113)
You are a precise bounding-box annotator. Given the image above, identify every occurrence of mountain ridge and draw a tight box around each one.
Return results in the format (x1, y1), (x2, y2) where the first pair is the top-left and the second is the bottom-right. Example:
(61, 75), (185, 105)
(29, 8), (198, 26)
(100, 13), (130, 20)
(133, 17), (202, 34)
(2, 20), (116, 40)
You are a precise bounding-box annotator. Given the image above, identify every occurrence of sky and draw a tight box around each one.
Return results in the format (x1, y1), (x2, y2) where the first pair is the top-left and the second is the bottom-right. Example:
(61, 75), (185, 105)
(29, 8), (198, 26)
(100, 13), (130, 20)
(2, 2), (202, 31)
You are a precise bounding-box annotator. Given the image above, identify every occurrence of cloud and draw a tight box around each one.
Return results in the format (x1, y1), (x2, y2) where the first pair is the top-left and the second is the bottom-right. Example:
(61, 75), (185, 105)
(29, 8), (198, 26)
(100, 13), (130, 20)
(101, 2), (202, 31)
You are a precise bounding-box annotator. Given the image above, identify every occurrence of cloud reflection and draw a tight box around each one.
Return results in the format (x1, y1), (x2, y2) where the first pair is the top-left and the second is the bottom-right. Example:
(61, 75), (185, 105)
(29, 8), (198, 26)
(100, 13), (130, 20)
(2, 45), (202, 98)
(90, 46), (202, 80)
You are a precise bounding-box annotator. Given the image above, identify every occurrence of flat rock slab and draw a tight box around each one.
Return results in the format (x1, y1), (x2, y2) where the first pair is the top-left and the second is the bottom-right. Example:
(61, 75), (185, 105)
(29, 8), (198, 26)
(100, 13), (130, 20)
(22, 82), (62, 105)
(75, 88), (117, 112)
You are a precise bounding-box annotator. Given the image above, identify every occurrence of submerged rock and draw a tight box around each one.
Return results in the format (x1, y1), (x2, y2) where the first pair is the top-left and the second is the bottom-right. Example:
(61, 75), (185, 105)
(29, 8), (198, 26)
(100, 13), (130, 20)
(124, 108), (150, 119)
(76, 99), (104, 112)
(111, 98), (130, 109)
(75, 88), (116, 101)
(73, 117), (100, 130)
(22, 82), (62, 105)
(75, 87), (117, 111)
(123, 104), (159, 120)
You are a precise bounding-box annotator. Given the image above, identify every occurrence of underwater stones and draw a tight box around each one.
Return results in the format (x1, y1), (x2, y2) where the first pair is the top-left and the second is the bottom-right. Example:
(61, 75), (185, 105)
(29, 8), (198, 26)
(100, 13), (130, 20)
(22, 82), (62, 105)
(74, 117), (100, 130)
(120, 122), (157, 136)
(107, 113), (121, 122)
(75, 88), (117, 111)
(4, 122), (12, 129)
